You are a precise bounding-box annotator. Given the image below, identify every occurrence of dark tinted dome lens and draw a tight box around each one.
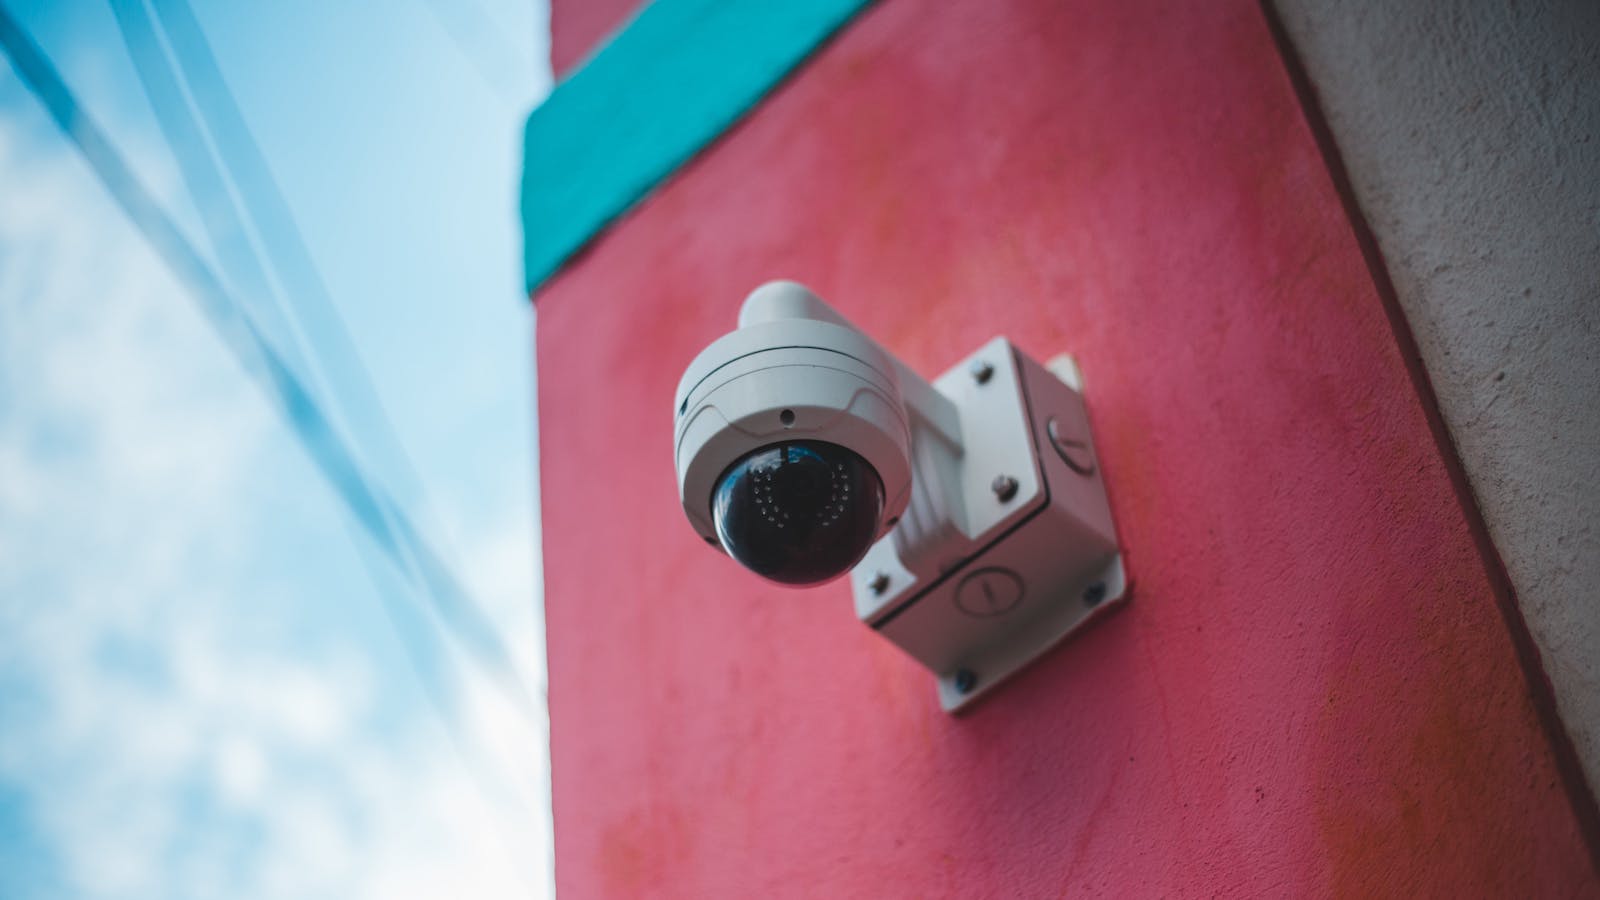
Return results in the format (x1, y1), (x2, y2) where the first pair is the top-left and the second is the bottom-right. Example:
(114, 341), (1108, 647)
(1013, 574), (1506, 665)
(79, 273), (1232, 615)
(712, 441), (884, 586)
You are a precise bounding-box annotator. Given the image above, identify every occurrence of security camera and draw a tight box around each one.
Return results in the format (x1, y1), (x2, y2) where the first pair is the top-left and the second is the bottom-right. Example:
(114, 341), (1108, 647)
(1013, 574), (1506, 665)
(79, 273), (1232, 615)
(674, 281), (913, 585)
(674, 281), (1126, 712)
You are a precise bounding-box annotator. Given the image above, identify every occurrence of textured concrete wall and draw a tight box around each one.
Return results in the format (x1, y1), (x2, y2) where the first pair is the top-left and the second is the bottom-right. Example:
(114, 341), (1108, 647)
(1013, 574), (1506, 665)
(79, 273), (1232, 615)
(1272, 0), (1600, 798)
(533, 0), (1598, 894)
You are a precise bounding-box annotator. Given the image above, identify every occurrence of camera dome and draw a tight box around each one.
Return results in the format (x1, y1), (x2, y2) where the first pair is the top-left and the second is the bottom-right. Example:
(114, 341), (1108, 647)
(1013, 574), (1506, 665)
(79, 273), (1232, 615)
(712, 440), (884, 586)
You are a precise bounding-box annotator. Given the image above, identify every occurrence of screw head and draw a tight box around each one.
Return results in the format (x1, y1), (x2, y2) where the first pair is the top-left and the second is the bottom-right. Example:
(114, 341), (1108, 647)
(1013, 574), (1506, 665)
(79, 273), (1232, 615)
(1083, 581), (1107, 607)
(869, 572), (891, 595)
(953, 669), (978, 694)
(991, 474), (1019, 502)
(970, 359), (995, 384)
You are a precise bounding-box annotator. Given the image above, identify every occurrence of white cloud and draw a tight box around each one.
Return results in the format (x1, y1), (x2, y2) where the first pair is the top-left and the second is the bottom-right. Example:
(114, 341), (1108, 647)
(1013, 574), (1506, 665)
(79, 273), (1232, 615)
(0, 92), (549, 900)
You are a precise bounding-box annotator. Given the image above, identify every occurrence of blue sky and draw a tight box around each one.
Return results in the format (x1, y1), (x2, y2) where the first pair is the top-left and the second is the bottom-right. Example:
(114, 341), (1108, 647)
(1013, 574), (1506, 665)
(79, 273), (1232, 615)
(0, 1), (552, 897)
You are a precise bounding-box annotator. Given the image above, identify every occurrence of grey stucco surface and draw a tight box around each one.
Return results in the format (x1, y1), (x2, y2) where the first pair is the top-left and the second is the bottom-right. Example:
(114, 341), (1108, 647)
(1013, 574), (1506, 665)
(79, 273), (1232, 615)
(1272, 0), (1600, 792)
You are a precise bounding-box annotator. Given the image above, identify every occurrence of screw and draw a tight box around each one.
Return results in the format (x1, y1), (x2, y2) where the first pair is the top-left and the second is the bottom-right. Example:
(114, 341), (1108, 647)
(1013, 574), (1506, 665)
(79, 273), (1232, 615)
(970, 359), (994, 384)
(869, 572), (891, 595)
(991, 474), (1019, 502)
(953, 669), (978, 694)
(1083, 581), (1107, 607)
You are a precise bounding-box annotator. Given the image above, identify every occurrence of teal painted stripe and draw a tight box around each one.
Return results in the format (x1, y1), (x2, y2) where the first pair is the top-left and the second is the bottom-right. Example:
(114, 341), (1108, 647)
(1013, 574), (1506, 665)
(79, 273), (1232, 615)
(521, 0), (872, 293)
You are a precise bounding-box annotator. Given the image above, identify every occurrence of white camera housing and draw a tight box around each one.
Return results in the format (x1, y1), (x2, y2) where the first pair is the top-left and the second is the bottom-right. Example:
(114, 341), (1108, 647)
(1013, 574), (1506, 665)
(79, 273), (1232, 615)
(674, 281), (1126, 712)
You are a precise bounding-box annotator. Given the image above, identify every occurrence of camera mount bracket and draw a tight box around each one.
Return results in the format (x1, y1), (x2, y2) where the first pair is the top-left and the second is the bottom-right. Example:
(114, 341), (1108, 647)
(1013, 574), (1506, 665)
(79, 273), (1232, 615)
(849, 342), (1127, 713)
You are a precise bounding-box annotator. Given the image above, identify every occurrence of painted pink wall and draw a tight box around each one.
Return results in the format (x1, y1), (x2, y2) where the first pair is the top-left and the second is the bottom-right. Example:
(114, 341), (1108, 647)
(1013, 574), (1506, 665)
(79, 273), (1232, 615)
(549, 0), (642, 77)
(535, 0), (1599, 895)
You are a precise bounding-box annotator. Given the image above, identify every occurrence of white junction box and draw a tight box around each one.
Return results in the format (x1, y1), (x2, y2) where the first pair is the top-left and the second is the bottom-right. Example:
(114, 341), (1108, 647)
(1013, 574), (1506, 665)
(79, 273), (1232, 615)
(849, 341), (1126, 713)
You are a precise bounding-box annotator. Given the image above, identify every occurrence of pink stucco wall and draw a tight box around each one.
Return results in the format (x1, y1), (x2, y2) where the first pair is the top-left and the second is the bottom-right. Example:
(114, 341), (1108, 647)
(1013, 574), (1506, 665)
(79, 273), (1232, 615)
(548, 0), (641, 77)
(535, 0), (1599, 895)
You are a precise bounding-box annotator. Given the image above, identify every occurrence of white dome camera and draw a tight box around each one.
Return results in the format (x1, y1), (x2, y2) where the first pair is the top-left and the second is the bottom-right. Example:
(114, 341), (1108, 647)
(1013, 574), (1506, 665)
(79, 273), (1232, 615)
(674, 281), (1127, 712)
(673, 281), (913, 585)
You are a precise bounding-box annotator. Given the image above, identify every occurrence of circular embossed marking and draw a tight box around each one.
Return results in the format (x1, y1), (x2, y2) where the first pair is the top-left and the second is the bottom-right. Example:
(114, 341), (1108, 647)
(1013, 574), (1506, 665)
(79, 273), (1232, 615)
(1047, 416), (1097, 476)
(954, 568), (1025, 618)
